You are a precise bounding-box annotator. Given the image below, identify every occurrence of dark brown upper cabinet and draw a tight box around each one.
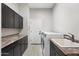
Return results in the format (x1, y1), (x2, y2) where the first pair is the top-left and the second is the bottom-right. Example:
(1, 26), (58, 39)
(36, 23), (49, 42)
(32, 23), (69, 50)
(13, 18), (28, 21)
(2, 3), (7, 28)
(2, 3), (23, 29)
(6, 5), (15, 28)
(14, 13), (19, 28)
(19, 15), (23, 29)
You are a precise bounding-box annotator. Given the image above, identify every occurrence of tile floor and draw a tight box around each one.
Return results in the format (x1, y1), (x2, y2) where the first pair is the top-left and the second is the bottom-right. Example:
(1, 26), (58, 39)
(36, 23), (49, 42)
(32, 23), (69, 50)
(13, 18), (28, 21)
(23, 45), (43, 56)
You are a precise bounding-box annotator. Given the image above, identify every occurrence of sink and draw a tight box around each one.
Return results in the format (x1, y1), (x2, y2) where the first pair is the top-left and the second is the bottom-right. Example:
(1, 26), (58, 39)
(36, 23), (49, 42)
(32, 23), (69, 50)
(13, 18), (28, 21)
(51, 39), (79, 47)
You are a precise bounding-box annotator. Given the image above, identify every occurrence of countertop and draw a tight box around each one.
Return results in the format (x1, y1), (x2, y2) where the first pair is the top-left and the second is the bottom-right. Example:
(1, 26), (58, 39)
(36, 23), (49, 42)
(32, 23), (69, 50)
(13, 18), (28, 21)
(2, 33), (27, 48)
(50, 39), (79, 56)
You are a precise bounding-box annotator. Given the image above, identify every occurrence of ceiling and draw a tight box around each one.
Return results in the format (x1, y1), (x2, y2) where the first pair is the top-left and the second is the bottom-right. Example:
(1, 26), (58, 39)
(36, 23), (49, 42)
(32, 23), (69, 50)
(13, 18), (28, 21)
(28, 3), (55, 8)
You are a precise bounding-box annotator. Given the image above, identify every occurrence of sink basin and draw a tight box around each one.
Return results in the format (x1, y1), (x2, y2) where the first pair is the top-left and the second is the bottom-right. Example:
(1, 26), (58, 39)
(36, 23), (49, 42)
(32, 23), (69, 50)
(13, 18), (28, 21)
(51, 39), (79, 47)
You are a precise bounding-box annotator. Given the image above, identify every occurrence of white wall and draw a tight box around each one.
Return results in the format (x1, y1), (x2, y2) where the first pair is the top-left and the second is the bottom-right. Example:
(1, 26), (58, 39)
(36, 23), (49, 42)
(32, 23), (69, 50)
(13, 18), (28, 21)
(30, 8), (52, 32)
(52, 3), (79, 40)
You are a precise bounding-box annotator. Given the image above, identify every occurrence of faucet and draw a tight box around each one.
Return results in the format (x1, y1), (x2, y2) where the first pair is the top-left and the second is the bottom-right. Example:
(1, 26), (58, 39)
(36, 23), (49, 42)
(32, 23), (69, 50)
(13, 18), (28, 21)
(68, 33), (75, 42)
(64, 33), (75, 42)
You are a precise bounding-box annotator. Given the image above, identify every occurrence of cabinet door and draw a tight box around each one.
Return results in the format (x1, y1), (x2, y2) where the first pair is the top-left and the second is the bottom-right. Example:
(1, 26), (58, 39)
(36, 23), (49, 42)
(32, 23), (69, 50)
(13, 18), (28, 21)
(7, 48), (14, 56)
(17, 38), (25, 56)
(14, 13), (19, 28)
(24, 36), (28, 50)
(20, 44), (25, 55)
(50, 41), (56, 56)
(19, 16), (23, 29)
(24, 36), (28, 44)
(18, 36), (28, 55)
(6, 6), (14, 28)
(55, 45), (66, 56)
(1, 44), (14, 56)
(2, 48), (14, 56)
(14, 44), (21, 56)
(20, 38), (25, 55)
(2, 3), (7, 28)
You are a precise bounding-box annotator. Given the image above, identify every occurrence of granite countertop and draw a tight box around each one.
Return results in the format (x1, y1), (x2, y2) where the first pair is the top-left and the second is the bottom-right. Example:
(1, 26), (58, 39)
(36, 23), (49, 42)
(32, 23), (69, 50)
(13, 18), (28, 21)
(2, 33), (27, 48)
(50, 39), (79, 56)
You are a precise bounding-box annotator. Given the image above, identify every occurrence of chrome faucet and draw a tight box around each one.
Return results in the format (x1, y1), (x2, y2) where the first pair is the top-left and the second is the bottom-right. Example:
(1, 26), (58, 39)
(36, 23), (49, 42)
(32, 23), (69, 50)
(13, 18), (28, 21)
(64, 33), (79, 43)
(64, 33), (75, 42)
(68, 33), (75, 42)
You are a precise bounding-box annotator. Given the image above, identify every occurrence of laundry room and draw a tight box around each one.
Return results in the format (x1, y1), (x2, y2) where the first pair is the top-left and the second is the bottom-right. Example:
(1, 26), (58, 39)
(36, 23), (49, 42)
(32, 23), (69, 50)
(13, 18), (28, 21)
(1, 3), (79, 56)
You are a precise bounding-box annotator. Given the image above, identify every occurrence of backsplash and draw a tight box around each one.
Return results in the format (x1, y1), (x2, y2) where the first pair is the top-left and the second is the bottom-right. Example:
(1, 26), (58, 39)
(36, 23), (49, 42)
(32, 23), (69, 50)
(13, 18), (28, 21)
(2, 28), (21, 37)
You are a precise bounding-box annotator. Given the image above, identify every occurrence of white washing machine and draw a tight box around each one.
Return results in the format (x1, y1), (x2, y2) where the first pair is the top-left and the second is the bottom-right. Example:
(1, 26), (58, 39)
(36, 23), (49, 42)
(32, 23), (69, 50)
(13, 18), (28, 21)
(41, 32), (64, 56)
